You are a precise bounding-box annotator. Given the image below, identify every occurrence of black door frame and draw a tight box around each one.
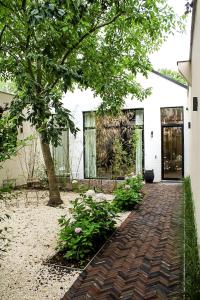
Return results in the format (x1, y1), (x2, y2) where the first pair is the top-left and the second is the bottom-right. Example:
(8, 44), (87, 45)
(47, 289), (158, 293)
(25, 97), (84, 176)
(161, 124), (184, 180)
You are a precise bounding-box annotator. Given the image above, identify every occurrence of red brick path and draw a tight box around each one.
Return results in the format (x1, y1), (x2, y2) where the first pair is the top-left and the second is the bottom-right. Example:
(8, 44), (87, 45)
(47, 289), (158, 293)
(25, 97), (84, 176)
(62, 183), (183, 300)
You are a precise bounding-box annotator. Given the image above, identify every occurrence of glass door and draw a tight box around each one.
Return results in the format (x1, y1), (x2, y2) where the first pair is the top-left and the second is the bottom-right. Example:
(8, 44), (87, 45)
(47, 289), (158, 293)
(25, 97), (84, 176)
(162, 126), (183, 180)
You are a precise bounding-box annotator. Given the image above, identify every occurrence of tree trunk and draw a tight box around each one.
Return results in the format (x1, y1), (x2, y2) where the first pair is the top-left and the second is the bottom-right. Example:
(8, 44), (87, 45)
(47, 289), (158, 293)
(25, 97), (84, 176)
(40, 138), (63, 206)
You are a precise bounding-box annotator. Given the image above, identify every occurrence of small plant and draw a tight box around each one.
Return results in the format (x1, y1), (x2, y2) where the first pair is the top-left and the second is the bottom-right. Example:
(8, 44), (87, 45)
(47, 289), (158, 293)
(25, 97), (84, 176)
(0, 183), (14, 195)
(126, 174), (143, 193)
(113, 174), (143, 211)
(71, 180), (88, 193)
(58, 194), (118, 262)
(0, 214), (10, 254)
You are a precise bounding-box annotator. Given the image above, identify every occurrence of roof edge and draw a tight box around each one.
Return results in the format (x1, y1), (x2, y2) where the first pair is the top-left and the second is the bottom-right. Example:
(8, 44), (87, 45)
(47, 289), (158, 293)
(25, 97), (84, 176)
(152, 70), (188, 89)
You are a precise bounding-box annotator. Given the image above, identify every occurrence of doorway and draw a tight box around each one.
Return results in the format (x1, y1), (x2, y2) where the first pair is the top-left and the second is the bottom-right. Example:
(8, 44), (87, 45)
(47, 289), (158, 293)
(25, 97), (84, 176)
(162, 126), (183, 179)
(161, 107), (184, 180)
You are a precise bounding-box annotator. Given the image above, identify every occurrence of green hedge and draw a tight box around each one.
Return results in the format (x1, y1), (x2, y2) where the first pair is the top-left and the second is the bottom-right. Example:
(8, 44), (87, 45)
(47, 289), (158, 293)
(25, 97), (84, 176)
(184, 177), (200, 299)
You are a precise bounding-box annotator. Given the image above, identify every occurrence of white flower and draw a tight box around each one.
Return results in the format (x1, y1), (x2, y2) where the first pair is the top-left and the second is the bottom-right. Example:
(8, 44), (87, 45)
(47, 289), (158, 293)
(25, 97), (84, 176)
(95, 193), (107, 201)
(124, 185), (131, 190)
(85, 189), (96, 197)
(72, 180), (78, 184)
(130, 172), (136, 177)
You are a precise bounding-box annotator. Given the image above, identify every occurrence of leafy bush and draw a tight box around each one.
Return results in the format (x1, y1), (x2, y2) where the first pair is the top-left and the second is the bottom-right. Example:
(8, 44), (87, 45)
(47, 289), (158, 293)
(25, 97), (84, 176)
(58, 194), (117, 261)
(126, 174), (143, 193)
(113, 174), (143, 211)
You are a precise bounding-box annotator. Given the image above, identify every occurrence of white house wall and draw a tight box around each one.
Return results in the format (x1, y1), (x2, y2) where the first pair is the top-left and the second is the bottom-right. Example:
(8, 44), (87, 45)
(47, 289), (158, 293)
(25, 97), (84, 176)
(0, 73), (189, 186)
(188, 0), (200, 251)
(0, 92), (42, 187)
(63, 72), (189, 182)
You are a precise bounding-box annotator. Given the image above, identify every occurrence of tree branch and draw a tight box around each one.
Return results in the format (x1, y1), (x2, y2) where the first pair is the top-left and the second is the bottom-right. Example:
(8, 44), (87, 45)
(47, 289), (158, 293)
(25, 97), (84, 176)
(22, 0), (26, 11)
(0, 1), (14, 12)
(48, 11), (124, 91)
(62, 12), (123, 65)
(0, 25), (7, 45)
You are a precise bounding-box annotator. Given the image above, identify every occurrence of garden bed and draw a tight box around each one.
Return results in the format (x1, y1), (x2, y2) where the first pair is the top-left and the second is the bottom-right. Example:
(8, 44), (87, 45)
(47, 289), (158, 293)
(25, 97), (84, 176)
(0, 189), (129, 300)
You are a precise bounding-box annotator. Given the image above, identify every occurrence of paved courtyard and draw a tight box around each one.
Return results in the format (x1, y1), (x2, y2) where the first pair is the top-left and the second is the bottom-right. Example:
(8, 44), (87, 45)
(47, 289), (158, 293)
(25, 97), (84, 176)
(62, 183), (183, 300)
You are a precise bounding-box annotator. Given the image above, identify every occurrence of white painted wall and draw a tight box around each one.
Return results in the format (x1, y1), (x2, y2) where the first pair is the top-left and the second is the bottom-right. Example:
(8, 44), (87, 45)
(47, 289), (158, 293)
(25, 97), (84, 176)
(0, 92), (42, 187)
(0, 72), (188, 187)
(63, 72), (188, 182)
(188, 0), (200, 251)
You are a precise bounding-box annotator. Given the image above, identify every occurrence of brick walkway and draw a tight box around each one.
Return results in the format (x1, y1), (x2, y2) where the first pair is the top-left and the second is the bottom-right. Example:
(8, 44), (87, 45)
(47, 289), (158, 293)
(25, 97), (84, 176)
(62, 183), (183, 300)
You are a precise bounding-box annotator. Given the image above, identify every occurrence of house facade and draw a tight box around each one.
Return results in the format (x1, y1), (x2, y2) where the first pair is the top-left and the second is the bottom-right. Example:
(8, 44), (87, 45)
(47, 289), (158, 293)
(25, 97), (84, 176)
(178, 0), (200, 251)
(63, 71), (189, 182)
(0, 71), (188, 187)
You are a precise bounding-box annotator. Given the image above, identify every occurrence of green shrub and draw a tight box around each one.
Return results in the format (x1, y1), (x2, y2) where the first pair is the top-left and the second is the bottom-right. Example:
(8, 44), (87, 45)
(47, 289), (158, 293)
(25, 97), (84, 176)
(113, 174), (143, 211)
(183, 177), (200, 299)
(0, 184), (14, 194)
(126, 174), (143, 193)
(58, 194), (117, 261)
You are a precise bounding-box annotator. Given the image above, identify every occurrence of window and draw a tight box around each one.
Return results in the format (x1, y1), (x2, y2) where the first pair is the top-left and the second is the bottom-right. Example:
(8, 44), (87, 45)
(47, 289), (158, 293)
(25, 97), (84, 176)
(161, 107), (183, 125)
(84, 109), (144, 179)
(53, 130), (70, 176)
(84, 112), (96, 178)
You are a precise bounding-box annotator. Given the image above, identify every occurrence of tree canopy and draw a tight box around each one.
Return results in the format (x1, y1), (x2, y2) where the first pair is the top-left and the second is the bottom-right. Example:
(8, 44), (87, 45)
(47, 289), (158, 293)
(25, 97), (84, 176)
(158, 68), (187, 86)
(0, 0), (183, 205)
(0, 0), (182, 145)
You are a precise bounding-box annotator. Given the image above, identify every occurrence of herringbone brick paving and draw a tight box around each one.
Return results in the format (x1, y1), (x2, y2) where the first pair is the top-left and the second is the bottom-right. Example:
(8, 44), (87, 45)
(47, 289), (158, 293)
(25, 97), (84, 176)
(62, 183), (183, 300)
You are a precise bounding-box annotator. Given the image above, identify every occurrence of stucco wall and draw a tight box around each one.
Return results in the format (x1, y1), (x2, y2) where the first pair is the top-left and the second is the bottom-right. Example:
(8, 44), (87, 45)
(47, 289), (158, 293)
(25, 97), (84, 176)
(63, 72), (188, 182)
(189, 0), (200, 251)
(0, 92), (42, 187)
(0, 72), (188, 187)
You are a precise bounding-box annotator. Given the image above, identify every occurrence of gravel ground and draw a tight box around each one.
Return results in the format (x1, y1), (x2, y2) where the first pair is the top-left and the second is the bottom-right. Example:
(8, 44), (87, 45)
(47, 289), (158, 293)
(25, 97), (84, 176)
(0, 190), (129, 300)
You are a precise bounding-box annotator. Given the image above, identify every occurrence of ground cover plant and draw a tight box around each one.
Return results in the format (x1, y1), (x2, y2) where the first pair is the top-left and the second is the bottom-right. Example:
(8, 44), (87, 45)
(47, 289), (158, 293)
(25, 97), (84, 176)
(183, 177), (200, 299)
(113, 174), (143, 211)
(58, 193), (118, 263)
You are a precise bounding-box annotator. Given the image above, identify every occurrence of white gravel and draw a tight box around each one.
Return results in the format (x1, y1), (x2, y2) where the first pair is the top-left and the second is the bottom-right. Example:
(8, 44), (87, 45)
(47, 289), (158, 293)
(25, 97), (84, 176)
(0, 190), (129, 300)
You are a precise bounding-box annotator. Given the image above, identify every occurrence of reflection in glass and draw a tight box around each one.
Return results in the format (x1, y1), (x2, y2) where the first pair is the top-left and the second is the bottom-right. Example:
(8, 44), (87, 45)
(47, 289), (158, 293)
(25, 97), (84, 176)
(84, 110), (144, 179)
(163, 127), (183, 179)
(161, 107), (183, 125)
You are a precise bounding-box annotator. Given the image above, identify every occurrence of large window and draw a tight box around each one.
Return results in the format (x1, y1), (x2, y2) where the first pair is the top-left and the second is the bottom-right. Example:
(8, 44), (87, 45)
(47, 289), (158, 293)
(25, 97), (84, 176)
(84, 109), (144, 179)
(53, 130), (70, 177)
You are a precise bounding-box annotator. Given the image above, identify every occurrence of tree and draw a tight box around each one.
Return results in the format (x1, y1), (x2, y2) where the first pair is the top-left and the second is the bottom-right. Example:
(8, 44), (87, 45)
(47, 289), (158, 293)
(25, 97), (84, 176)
(0, 0), (181, 206)
(158, 68), (187, 85)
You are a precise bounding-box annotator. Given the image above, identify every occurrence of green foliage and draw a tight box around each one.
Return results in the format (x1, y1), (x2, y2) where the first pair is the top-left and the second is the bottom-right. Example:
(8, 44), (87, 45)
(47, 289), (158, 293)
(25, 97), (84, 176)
(0, 80), (15, 93)
(112, 137), (126, 177)
(58, 194), (117, 261)
(0, 113), (32, 162)
(126, 174), (143, 192)
(183, 177), (200, 299)
(158, 68), (187, 85)
(0, 0), (182, 146)
(125, 128), (141, 174)
(0, 184), (14, 194)
(71, 181), (88, 193)
(113, 174), (143, 211)
(0, 114), (18, 162)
